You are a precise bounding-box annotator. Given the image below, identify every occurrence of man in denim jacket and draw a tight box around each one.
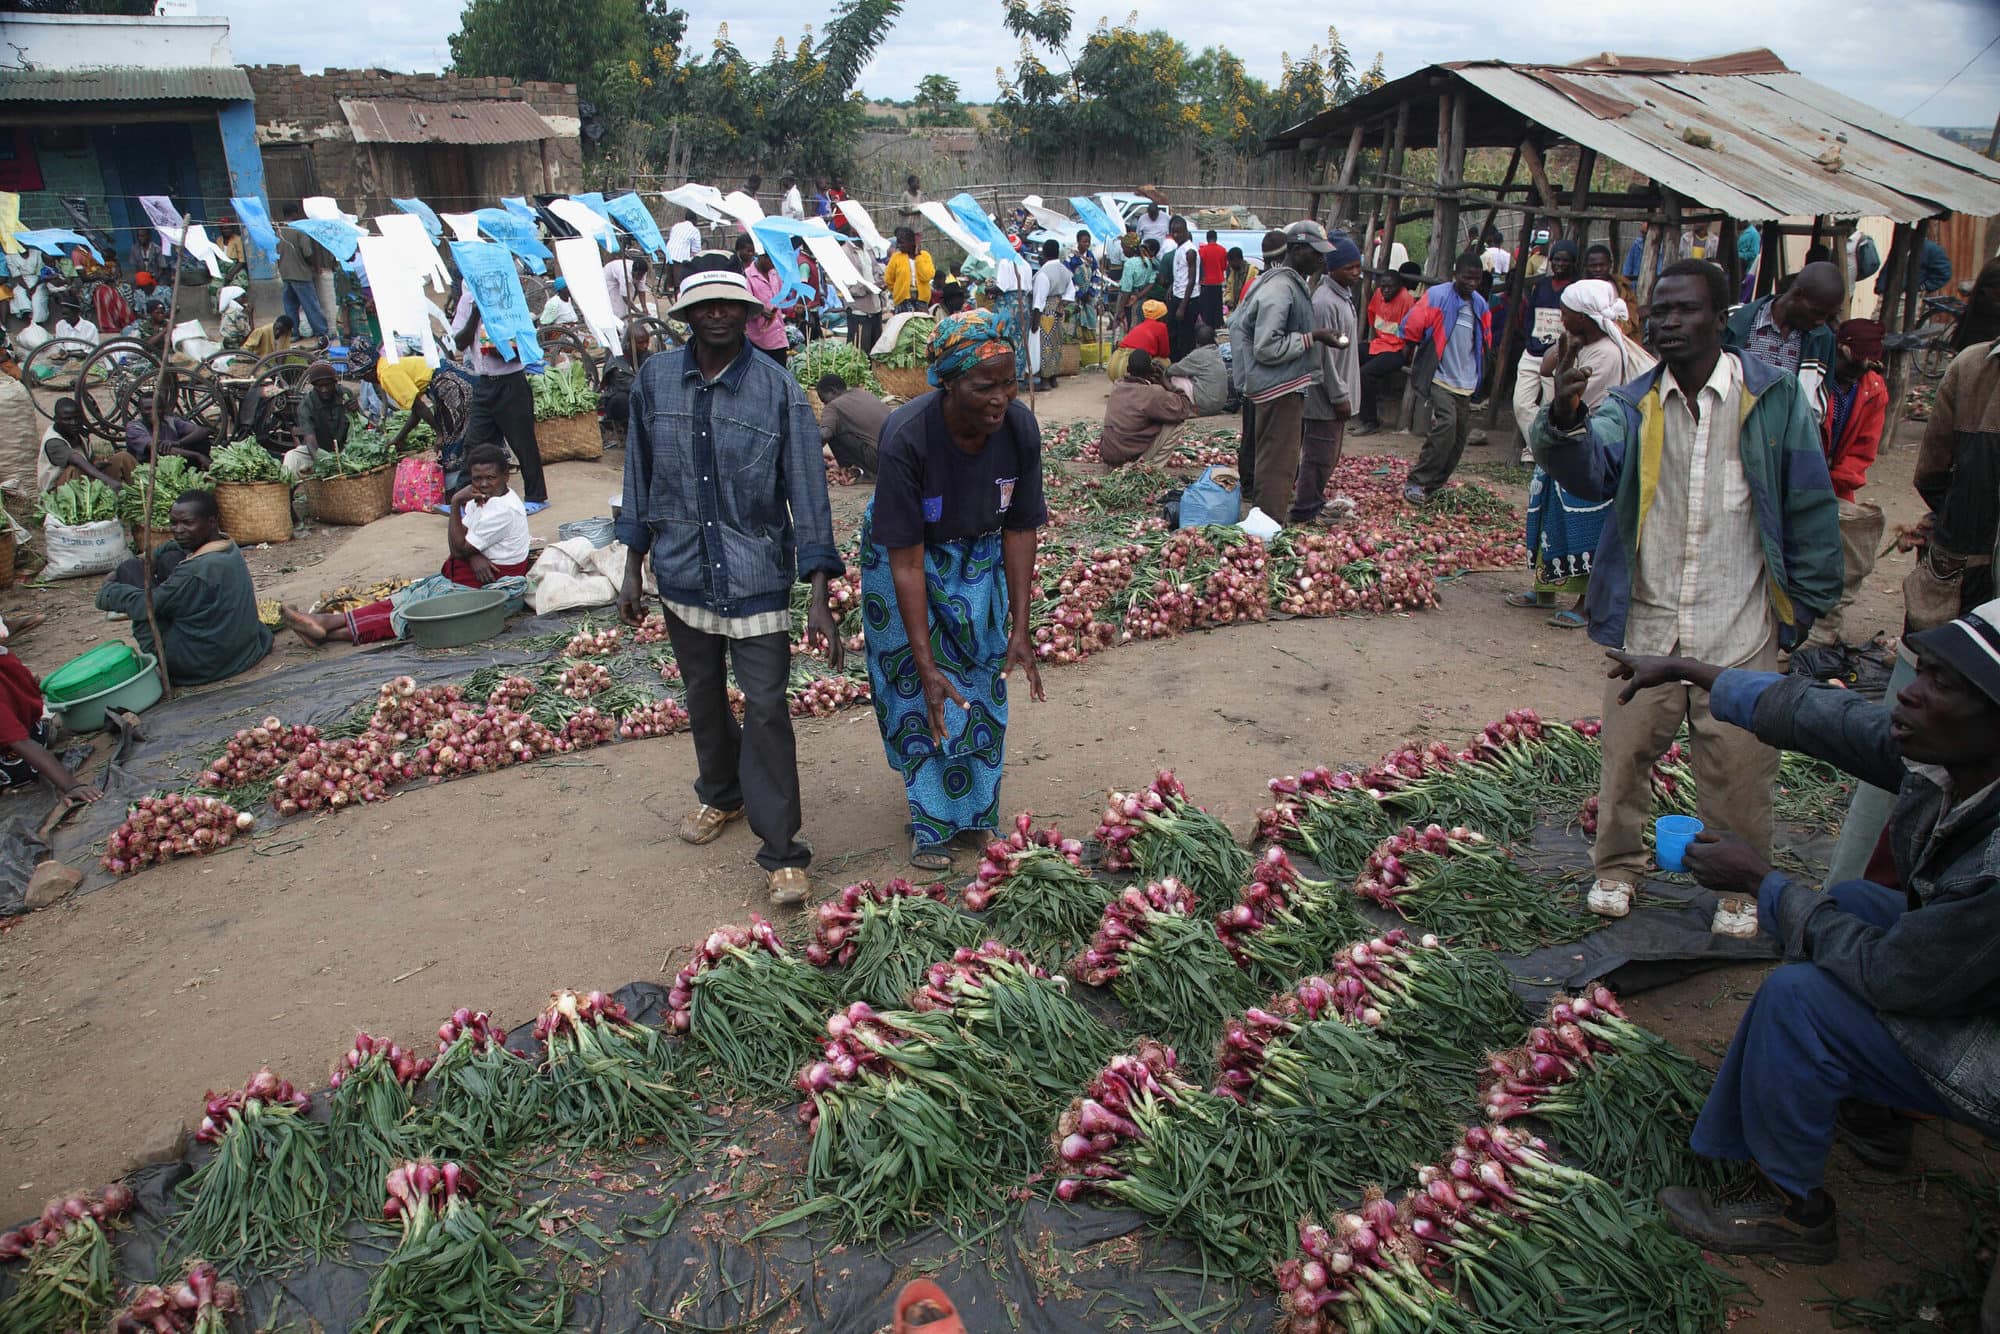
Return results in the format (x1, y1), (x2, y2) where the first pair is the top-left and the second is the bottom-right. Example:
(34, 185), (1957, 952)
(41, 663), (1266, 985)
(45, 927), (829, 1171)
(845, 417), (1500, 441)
(1601, 598), (2000, 1266)
(617, 262), (845, 905)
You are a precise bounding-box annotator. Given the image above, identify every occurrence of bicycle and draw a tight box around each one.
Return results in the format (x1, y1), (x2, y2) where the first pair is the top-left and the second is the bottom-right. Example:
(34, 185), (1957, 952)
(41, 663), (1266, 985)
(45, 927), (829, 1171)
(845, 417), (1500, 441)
(1883, 294), (1966, 382)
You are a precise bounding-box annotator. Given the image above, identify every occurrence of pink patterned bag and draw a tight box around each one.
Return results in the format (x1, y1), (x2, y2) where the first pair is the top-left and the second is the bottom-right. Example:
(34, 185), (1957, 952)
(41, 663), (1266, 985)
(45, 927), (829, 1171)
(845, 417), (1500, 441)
(392, 457), (445, 514)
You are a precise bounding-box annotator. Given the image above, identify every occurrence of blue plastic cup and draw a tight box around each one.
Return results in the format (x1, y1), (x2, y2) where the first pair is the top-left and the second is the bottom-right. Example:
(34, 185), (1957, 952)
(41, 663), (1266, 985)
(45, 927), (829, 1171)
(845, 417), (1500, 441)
(1654, 815), (1705, 872)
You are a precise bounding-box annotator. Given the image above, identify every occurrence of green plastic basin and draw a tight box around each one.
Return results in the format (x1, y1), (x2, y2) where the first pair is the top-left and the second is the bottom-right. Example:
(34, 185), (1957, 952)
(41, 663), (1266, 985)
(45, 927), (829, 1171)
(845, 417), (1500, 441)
(42, 642), (140, 704)
(401, 587), (511, 649)
(53, 653), (163, 733)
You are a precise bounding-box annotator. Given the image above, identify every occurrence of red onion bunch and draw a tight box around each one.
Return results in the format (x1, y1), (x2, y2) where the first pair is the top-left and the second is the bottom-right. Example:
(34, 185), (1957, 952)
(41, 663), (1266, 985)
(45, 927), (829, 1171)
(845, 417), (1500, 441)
(328, 1030), (433, 1091)
(531, 988), (628, 1042)
(1049, 1039), (1189, 1200)
(558, 661), (612, 699)
(1092, 768), (1251, 911)
(428, 1006), (544, 1156)
(195, 1067), (309, 1144)
(1353, 824), (1487, 910)
(908, 940), (1045, 1012)
(1350, 820), (1599, 952)
(435, 1005), (507, 1054)
(1253, 766), (1358, 843)
(1071, 878), (1198, 985)
(1091, 769), (1189, 872)
(369, 677), (465, 737)
(959, 812), (1107, 961)
(564, 625), (623, 656)
(0, 1182), (135, 1259)
(269, 735), (399, 813)
(486, 674), (539, 709)
(533, 986), (697, 1152)
(561, 706), (619, 748)
(199, 716), (319, 789)
(658, 659), (683, 682)
(1651, 740), (1694, 813)
(382, 1157), (477, 1221)
(1578, 794), (1599, 836)
(408, 704), (562, 778)
(109, 1261), (242, 1334)
(1213, 845), (1312, 959)
(1034, 539), (1147, 665)
(1212, 847), (1365, 984)
(1119, 529), (1270, 640)
(665, 916), (786, 1032)
(1277, 1193), (1455, 1333)
(790, 674), (870, 717)
(103, 794), (247, 873)
(793, 1000), (914, 1129)
(619, 696), (691, 739)
(631, 612), (669, 645)
(962, 810), (1084, 911)
(805, 878), (948, 967)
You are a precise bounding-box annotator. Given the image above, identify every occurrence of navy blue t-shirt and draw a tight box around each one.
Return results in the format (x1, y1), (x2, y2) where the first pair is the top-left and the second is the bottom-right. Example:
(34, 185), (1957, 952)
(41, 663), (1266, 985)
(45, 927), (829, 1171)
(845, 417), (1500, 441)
(870, 392), (1048, 548)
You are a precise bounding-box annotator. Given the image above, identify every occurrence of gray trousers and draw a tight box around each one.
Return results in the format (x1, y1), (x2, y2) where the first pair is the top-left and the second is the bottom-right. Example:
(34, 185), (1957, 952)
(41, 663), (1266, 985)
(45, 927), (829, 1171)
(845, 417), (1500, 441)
(664, 608), (810, 871)
(1410, 383), (1473, 492)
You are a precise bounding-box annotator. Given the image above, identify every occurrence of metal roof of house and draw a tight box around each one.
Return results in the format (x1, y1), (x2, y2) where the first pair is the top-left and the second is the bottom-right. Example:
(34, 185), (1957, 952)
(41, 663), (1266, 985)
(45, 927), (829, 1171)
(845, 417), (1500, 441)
(340, 97), (554, 145)
(0, 66), (253, 102)
(1267, 50), (2000, 222)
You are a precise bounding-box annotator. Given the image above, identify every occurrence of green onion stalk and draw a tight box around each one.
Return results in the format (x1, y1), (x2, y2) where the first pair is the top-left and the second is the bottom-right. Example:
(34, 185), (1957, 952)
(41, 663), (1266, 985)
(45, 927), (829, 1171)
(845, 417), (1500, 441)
(1052, 1042), (1321, 1277)
(1481, 985), (1730, 1204)
(1649, 739), (1697, 817)
(960, 812), (1111, 963)
(1278, 1193), (1476, 1334)
(327, 1031), (435, 1202)
(1215, 846), (1366, 990)
(908, 941), (1118, 1104)
(1354, 825), (1598, 950)
(109, 1260), (244, 1334)
(806, 879), (984, 1009)
(170, 1068), (337, 1270)
(1500, 716), (1604, 809)
(532, 990), (699, 1157)
(1094, 770), (1253, 914)
(1313, 931), (1528, 1102)
(1405, 1125), (1736, 1334)
(1072, 879), (1262, 1069)
(0, 1184), (134, 1332)
(796, 1003), (1041, 1239)
(1256, 768), (1396, 884)
(665, 916), (842, 1095)
(426, 1008), (547, 1167)
(1369, 738), (1539, 842)
(366, 1159), (566, 1334)
(1776, 750), (1855, 829)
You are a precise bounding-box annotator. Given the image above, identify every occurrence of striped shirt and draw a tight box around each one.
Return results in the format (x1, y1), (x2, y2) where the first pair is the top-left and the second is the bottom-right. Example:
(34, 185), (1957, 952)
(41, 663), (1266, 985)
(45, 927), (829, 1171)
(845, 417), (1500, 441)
(663, 600), (791, 641)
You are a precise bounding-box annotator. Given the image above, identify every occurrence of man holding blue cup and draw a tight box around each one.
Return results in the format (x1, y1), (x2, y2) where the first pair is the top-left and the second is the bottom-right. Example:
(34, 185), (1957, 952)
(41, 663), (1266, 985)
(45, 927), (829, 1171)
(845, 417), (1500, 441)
(1600, 596), (2000, 1269)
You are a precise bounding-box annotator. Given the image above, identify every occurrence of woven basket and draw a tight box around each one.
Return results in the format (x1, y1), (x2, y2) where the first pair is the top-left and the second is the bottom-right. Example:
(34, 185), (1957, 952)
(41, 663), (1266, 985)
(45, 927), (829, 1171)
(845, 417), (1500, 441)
(130, 523), (175, 553)
(304, 464), (395, 526)
(538, 412), (604, 463)
(1060, 344), (1082, 377)
(215, 480), (294, 546)
(0, 530), (15, 590)
(874, 365), (931, 400)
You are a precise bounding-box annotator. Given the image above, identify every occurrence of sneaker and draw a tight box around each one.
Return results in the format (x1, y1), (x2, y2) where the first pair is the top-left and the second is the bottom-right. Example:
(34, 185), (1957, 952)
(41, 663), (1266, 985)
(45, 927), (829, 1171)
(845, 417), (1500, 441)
(1402, 484), (1428, 505)
(1658, 1177), (1838, 1265)
(1518, 446), (1534, 464)
(1348, 421), (1381, 437)
(1834, 1100), (1914, 1172)
(1587, 877), (1634, 918)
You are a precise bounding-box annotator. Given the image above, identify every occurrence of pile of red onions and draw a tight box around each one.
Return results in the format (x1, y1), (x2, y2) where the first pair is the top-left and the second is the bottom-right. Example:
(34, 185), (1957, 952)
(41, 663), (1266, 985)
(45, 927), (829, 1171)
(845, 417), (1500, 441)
(658, 659), (683, 683)
(269, 736), (400, 813)
(410, 703), (563, 778)
(199, 717), (319, 789)
(805, 878), (948, 967)
(487, 674), (539, 710)
(1051, 1039), (1185, 1201)
(531, 988), (627, 1042)
(664, 916), (786, 1033)
(382, 1157), (476, 1220)
(1480, 985), (1624, 1122)
(793, 1000), (915, 1129)
(370, 677), (465, 737)
(907, 940), (1045, 1012)
(561, 706), (619, 749)
(558, 661), (612, 699)
(0, 1183), (135, 1259)
(1578, 794), (1599, 836)
(564, 625), (623, 656)
(102, 794), (251, 873)
(1213, 846), (1309, 962)
(790, 675), (870, 718)
(1092, 768), (1189, 872)
(110, 1261), (241, 1334)
(632, 613), (669, 645)
(1277, 1191), (1421, 1330)
(436, 1006), (508, 1054)
(619, 697), (691, 739)
(196, 1067), (309, 1144)
(961, 811), (1085, 912)
(1072, 878), (1197, 985)
(1355, 825), (1487, 909)
(1210, 999), (1306, 1102)
(329, 1030), (433, 1090)
(1120, 529), (1270, 641)
(1034, 540), (1146, 665)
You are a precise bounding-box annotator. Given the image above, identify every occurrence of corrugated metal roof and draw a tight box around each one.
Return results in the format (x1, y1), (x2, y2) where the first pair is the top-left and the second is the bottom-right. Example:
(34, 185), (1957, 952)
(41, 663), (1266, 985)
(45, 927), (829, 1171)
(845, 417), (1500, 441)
(1267, 53), (2000, 222)
(341, 98), (554, 145)
(0, 66), (253, 103)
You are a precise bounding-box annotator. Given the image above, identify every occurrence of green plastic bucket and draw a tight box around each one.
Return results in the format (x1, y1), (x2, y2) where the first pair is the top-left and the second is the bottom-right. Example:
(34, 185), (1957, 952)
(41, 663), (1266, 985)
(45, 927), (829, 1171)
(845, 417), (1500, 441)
(41, 642), (141, 704)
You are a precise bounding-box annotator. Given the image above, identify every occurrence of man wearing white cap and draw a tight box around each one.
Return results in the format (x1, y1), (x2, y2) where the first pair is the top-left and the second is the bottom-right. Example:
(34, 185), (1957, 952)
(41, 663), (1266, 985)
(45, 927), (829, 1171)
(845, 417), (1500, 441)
(614, 257), (845, 906)
(1604, 596), (2000, 1270)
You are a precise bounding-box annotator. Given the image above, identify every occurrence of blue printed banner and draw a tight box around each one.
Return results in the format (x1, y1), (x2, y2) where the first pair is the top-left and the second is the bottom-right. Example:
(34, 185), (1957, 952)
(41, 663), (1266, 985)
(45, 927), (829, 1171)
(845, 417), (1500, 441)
(392, 197), (443, 244)
(289, 216), (364, 263)
(605, 192), (666, 258)
(946, 193), (1022, 268)
(13, 228), (103, 264)
(230, 196), (279, 265)
(1070, 197), (1123, 247)
(747, 218), (819, 309)
(449, 240), (538, 365)
(473, 208), (551, 275)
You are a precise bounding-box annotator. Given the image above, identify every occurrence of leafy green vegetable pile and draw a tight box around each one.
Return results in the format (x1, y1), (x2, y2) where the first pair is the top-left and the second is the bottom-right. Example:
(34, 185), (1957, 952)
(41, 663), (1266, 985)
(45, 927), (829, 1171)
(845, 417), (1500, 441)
(530, 361), (598, 420)
(790, 339), (882, 395)
(309, 434), (395, 480)
(876, 316), (936, 370)
(32, 478), (120, 528)
(208, 441), (293, 485)
(116, 458), (214, 528)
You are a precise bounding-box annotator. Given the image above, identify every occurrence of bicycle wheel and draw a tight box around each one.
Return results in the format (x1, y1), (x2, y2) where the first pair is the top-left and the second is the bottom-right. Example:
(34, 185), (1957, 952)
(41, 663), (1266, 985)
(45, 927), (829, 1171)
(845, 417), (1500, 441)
(17, 338), (104, 416)
(521, 273), (553, 321)
(631, 316), (682, 354)
(538, 326), (599, 388)
(248, 353), (317, 455)
(1918, 339), (1955, 381)
(73, 339), (163, 444)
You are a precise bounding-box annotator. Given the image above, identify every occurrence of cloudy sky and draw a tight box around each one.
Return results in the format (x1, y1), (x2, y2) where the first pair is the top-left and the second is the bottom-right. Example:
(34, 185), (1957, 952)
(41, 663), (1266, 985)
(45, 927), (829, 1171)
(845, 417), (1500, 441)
(211, 0), (2000, 129)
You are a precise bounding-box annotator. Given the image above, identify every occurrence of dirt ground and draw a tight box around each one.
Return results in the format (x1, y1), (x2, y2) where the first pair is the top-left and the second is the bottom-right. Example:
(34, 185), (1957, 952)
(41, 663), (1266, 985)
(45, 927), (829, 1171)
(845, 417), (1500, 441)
(1, 377), (1984, 1329)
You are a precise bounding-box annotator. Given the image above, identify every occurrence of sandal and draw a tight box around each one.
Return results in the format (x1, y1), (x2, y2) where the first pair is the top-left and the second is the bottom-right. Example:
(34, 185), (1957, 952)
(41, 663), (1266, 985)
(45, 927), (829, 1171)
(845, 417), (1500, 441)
(1548, 609), (1587, 630)
(909, 832), (953, 871)
(894, 1279), (965, 1334)
(1504, 591), (1547, 609)
(767, 866), (810, 906)
(678, 804), (745, 845)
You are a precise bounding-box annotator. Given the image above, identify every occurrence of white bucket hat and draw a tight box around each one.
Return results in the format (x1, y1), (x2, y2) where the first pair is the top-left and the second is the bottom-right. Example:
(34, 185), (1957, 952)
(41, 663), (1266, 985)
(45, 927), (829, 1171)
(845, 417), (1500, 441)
(667, 268), (767, 317)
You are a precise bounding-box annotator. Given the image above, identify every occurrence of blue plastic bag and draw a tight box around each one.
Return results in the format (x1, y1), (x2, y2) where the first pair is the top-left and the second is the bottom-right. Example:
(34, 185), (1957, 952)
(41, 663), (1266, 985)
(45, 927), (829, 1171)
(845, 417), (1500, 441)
(448, 240), (539, 366)
(1178, 465), (1243, 529)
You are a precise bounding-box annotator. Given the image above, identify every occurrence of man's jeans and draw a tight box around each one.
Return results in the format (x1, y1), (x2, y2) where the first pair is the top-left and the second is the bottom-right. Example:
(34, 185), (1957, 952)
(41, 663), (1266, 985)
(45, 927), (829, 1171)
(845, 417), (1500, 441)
(281, 278), (328, 338)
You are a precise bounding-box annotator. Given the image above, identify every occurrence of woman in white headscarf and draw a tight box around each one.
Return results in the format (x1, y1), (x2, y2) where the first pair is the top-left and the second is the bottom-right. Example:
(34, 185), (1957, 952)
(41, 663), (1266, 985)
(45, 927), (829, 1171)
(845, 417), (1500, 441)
(1506, 278), (1655, 628)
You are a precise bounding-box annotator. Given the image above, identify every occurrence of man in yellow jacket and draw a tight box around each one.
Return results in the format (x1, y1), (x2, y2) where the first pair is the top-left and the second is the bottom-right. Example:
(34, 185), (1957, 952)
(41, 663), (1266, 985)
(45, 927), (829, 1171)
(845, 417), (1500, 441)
(886, 227), (935, 312)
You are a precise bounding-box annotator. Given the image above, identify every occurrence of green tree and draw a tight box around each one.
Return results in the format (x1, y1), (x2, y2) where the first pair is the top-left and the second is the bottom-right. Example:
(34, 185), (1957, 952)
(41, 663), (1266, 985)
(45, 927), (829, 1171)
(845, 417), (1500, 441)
(448, 0), (645, 104)
(913, 73), (963, 125)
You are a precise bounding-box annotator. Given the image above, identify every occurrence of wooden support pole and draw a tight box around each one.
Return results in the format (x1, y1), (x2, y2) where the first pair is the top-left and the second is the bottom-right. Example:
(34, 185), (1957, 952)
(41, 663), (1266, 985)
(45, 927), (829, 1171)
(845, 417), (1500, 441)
(1324, 123), (1365, 230)
(1375, 101), (1410, 269)
(1720, 217), (1741, 300)
(1567, 147), (1597, 243)
(1636, 212), (1664, 304)
(1474, 143), (1523, 252)
(1519, 138), (1561, 212)
(1484, 204), (1540, 435)
(138, 214), (195, 705)
(1660, 193), (1684, 281)
(1433, 92), (1467, 267)
(1356, 119), (1391, 274)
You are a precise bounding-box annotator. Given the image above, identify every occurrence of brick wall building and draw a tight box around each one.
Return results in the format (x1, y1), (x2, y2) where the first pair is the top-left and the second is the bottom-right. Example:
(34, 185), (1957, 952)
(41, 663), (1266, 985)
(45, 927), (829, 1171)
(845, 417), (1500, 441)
(242, 66), (584, 218)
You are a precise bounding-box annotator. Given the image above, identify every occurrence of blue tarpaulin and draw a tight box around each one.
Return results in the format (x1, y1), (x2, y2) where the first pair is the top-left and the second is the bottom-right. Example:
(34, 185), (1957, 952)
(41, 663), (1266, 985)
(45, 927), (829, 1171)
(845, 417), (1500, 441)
(448, 240), (539, 365)
(605, 193), (666, 258)
(392, 198), (443, 245)
(230, 197), (280, 266)
(501, 197), (538, 223)
(746, 218), (818, 310)
(573, 192), (614, 223)
(473, 209), (551, 275)
(946, 193), (1024, 269)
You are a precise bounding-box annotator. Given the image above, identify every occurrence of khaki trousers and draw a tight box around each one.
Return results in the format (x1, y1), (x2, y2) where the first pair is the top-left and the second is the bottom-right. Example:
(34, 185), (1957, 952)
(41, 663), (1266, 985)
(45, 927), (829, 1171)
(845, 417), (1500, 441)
(1808, 498), (1885, 646)
(1250, 391), (1305, 523)
(1593, 635), (1782, 884)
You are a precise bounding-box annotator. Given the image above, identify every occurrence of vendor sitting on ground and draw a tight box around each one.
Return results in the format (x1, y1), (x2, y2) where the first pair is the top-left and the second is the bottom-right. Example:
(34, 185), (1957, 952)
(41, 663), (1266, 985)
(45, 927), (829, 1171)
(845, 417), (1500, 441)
(1165, 323), (1232, 415)
(39, 396), (135, 493)
(124, 382), (213, 468)
(0, 618), (102, 805)
(1099, 350), (1196, 467)
(1108, 298), (1172, 382)
(241, 313), (296, 360)
(1609, 600), (2000, 1266)
(816, 372), (889, 477)
(95, 490), (271, 686)
(280, 445), (532, 646)
(284, 360), (348, 475)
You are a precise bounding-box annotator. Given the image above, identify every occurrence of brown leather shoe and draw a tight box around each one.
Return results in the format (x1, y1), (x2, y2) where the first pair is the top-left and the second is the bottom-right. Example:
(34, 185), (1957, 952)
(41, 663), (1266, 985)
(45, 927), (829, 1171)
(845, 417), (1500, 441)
(679, 804), (745, 845)
(767, 866), (810, 906)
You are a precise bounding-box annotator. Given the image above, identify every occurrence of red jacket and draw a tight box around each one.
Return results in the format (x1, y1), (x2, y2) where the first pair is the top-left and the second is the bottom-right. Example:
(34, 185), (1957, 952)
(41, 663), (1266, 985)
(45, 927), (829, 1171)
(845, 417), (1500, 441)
(1822, 370), (1887, 502)
(1398, 285), (1491, 388)
(1119, 319), (1170, 359)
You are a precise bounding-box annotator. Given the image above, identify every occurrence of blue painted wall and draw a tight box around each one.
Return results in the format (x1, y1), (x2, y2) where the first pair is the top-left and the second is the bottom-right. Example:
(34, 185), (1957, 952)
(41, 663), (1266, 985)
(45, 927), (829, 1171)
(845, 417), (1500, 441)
(216, 100), (274, 281)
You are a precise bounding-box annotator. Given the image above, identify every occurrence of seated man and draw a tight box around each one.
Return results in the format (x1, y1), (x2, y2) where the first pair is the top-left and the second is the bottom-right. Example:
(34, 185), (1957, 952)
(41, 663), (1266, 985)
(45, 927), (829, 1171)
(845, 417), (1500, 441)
(596, 323), (653, 443)
(39, 396), (135, 493)
(1609, 601), (2000, 1265)
(0, 629), (102, 806)
(241, 313), (296, 360)
(1099, 351), (1195, 467)
(124, 383), (213, 468)
(96, 490), (271, 686)
(280, 445), (532, 645)
(1166, 323), (1232, 415)
(285, 360), (349, 475)
(50, 298), (99, 353)
(815, 372), (888, 477)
